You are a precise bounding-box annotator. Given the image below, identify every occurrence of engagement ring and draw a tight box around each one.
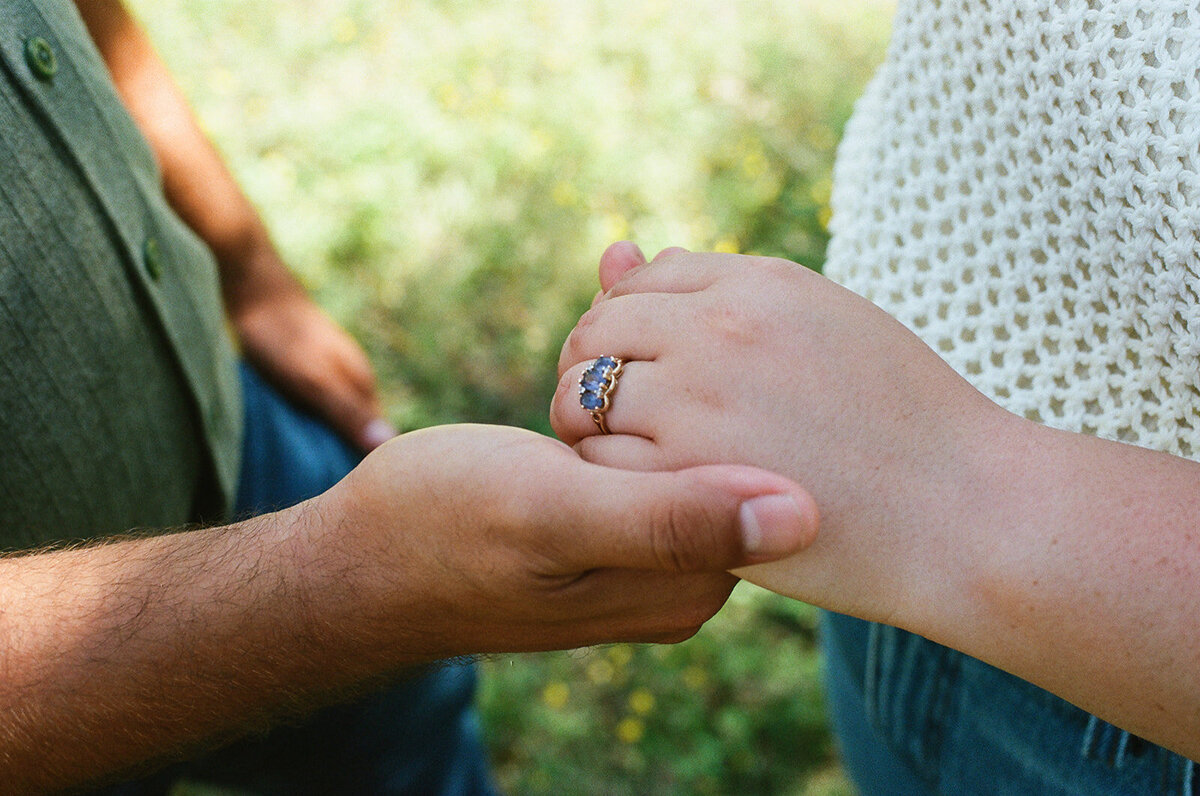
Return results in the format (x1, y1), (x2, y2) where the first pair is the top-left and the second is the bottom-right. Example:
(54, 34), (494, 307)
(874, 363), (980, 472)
(578, 356), (625, 435)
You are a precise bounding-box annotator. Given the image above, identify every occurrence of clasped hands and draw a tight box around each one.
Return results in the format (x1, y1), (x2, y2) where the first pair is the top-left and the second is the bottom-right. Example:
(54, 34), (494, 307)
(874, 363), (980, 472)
(302, 241), (1200, 760)
(317, 239), (1013, 663)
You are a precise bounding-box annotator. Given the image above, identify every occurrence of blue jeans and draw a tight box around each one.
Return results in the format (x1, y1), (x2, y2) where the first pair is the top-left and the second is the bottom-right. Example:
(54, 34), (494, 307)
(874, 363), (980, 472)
(821, 612), (1198, 795)
(96, 364), (496, 795)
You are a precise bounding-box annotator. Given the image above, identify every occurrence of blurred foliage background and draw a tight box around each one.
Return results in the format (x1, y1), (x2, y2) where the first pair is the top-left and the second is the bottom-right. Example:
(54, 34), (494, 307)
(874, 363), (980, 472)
(130, 0), (893, 792)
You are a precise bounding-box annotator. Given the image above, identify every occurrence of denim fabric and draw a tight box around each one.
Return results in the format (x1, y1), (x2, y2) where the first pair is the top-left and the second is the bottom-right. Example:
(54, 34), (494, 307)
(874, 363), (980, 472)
(94, 364), (496, 795)
(821, 612), (1197, 795)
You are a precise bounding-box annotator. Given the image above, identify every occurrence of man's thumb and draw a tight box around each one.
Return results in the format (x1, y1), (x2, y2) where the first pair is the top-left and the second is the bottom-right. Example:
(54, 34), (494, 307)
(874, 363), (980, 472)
(564, 464), (819, 573)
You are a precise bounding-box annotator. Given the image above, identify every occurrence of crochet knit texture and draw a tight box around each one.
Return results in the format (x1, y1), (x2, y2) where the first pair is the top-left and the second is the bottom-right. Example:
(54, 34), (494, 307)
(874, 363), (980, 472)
(825, 0), (1200, 459)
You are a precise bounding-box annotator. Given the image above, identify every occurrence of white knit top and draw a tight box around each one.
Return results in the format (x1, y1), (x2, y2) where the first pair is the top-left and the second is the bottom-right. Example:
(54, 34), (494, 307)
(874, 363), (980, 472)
(824, 0), (1200, 460)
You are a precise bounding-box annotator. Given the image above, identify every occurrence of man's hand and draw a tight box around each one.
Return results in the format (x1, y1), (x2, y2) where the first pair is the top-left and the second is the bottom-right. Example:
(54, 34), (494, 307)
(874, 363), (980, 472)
(232, 284), (396, 451)
(309, 423), (821, 658)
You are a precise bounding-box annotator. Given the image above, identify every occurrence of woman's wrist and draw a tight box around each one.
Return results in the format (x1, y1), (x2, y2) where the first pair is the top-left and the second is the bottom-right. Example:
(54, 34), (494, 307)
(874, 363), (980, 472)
(857, 395), (1027, 643)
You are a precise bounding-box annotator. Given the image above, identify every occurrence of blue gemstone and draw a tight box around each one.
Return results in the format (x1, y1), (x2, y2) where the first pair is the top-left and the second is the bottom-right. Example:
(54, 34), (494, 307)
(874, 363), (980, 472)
(580, 390), (605, 410)
(594, 356), (618, 371)
(581, 372), (607, 391)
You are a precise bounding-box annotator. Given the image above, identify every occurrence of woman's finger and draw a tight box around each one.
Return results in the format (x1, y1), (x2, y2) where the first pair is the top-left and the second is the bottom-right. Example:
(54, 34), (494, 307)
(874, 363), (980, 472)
(574, 433), (672, 472)
(598, 241), (648, 293)
(557, 292), (687, 376)
(551, 360), (664, 446)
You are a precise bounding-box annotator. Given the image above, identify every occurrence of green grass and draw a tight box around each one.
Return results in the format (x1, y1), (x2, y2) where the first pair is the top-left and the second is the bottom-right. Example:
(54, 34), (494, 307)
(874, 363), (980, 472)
(480, 587), (853, 795)
(130, 1), (893, 791)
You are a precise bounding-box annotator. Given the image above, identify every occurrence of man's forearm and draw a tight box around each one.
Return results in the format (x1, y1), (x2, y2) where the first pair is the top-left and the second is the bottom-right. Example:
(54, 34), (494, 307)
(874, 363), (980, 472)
(0, 504), (401, 793)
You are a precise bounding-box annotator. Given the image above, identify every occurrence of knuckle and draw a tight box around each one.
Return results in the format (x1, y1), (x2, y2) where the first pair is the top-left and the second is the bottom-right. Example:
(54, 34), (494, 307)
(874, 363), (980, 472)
(759, 254), (801, 279)
(650, 598), (724, 643)
(627, 574), (735, 644)
(649, 501), (696, 572)
(653, 625), (703, 645)
(698, 299), (768, 348)
(549, 372), (578, 434)
(649, 498), (722, 573)
(677, 601), (720, 634)
(561, 308), (600, 364)
(696, 581), (735, 621)
(557, 332), (580, 374)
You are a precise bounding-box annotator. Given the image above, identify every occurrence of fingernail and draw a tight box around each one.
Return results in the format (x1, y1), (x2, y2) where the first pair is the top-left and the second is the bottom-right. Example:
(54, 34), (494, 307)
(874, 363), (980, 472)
(739, 494), (809, 559)
(361, 418), (398, 449)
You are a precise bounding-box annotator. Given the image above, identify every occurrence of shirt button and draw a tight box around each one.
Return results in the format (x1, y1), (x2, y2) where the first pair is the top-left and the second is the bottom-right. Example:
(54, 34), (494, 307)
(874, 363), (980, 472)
(143, 236), (164, 281)
(23, 37), (57, 82)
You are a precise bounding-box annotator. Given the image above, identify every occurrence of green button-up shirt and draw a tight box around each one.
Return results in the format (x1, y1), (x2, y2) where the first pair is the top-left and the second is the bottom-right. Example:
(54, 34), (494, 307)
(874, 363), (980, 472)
(0, 0), (242, 548)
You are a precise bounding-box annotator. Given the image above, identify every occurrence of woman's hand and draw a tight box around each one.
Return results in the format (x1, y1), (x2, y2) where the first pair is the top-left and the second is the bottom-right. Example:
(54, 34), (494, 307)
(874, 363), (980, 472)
(550, 243), (1200, 760)
(550, 245), (1011, 629)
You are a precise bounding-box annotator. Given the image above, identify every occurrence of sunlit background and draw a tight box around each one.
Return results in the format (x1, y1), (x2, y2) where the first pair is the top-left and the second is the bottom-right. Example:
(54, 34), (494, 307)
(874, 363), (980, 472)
(129, 1), (894, 792)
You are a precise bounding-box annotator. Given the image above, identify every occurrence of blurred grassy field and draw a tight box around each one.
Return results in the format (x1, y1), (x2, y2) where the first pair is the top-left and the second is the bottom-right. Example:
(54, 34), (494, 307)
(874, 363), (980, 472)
(130, 1), (893, 792)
